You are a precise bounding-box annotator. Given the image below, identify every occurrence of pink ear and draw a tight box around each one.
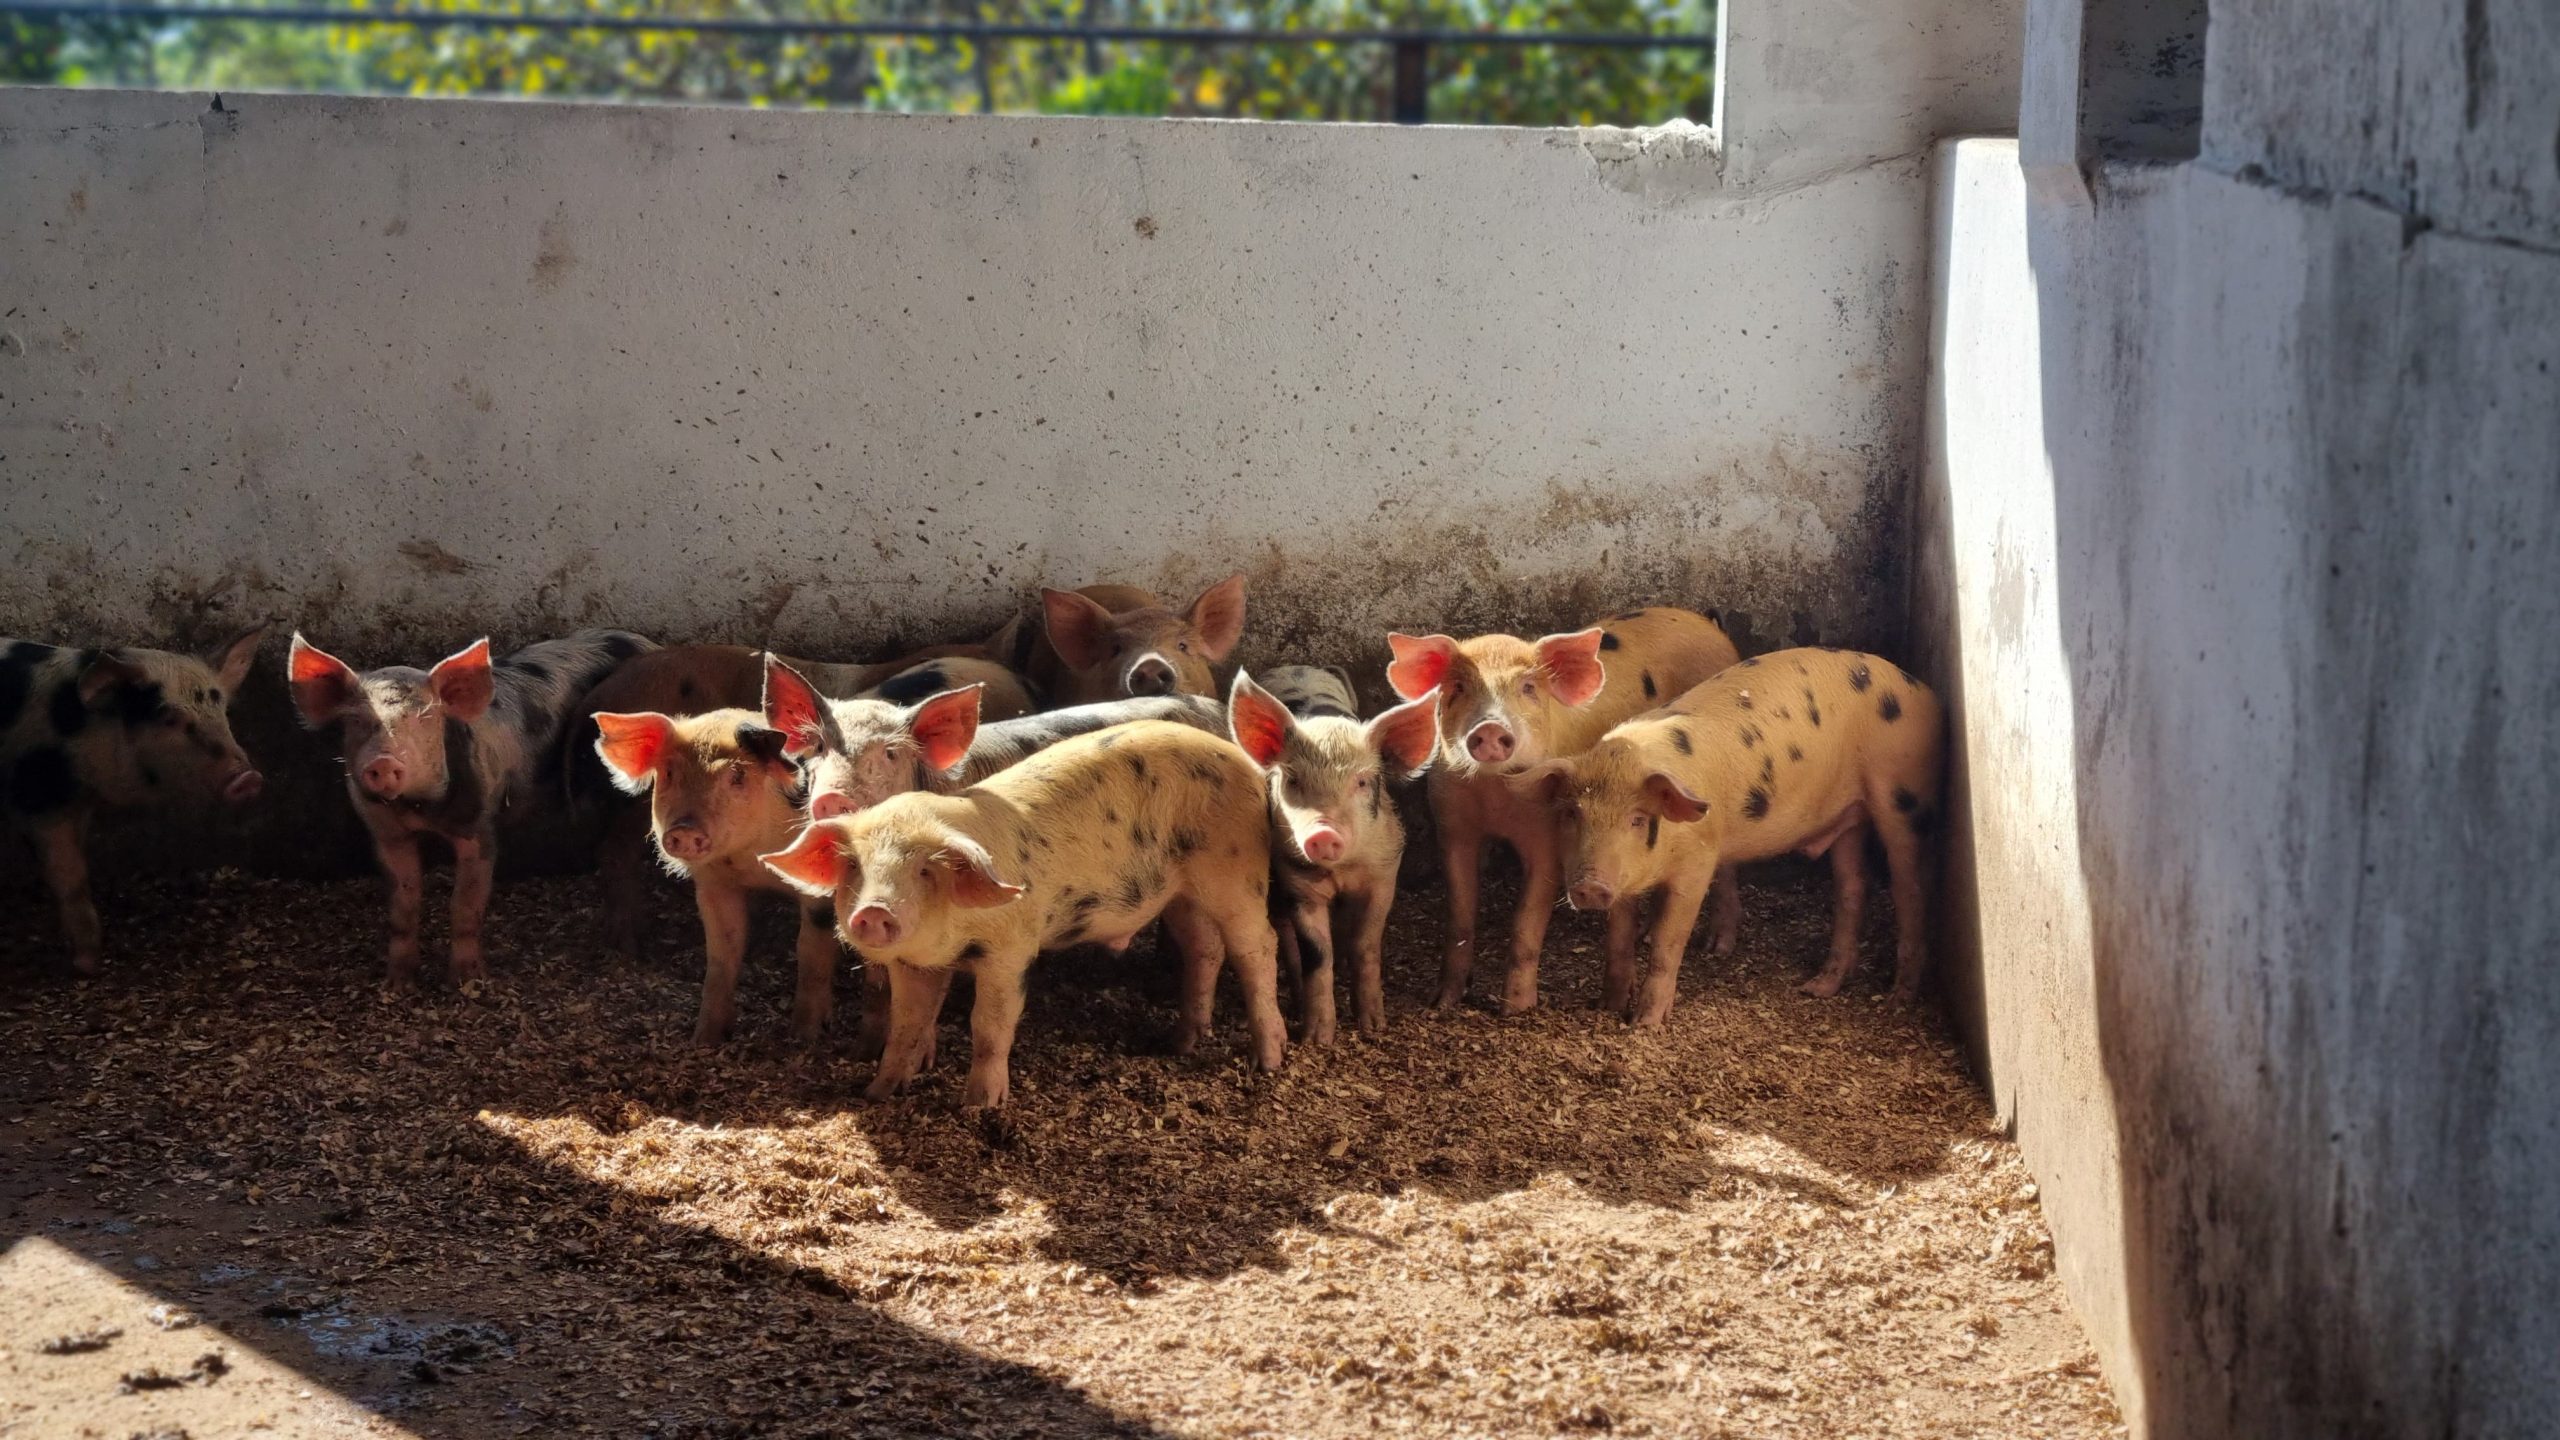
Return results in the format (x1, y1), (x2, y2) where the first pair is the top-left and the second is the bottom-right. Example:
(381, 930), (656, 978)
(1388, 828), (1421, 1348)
(429, 638), (497, 721)
(1366, 692), (1441, 777)
(1186, 574), (1248, 662)
(592, 712), (676, 791)
(1226, 672), (1293, 769)
(1042, 589), (1118, 672)
(760, 823), (850, 899)
(1384, 633), (1458, 701)
(937, 835), (1025, 909)
(908, 685), (984, 774)
(286, 633), (362, 727)
(1644, 771), (1711, 823)
(1534, 629), (1608, 707)
(210, 624), (267, 693)
(761, 656), (828, 759)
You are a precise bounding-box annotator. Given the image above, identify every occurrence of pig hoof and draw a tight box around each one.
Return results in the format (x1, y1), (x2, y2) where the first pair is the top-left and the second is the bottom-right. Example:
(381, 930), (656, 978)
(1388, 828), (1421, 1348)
(1169, 1023), (1205, 1057)
(69, 953), (103, 977)
(1630, 1005), (1672, 1029)
(1303, 1021), (1338, 1048)
(690, 1020), (729, 1048)
(1797, 975), (1846, 999)
(863, 1073), (908, 1102)
(961, 1078), (1010, 1110)
(1712, 932), (1738, 957)
(1891, 982), (1924, 1005)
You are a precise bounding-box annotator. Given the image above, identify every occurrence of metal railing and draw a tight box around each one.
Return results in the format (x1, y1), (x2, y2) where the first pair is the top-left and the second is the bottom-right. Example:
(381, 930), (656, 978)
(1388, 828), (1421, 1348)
(0, 2), (1715, 123)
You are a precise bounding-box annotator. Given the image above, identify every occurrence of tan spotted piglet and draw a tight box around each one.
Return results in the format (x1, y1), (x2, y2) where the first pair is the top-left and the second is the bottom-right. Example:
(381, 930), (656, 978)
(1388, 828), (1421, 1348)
(1227, 670), (1438, 1044)
(1385, 606), (1739, 1014)
(762, 720), (1283, 1110)
(1512, 648), (1944, 1023)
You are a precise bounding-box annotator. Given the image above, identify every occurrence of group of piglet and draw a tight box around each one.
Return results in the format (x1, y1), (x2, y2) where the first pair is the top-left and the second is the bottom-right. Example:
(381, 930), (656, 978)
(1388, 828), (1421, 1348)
(2, 575), (1944, 1111)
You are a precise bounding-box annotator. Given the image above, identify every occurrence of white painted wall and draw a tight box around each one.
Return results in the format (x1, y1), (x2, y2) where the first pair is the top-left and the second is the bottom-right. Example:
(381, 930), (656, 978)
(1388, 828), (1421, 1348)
(1, 89), (1927, 673)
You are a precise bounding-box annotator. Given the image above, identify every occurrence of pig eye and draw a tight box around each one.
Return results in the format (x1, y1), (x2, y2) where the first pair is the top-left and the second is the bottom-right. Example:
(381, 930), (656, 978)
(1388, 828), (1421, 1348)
(155, 705), (185, 727)
(1352, 773), (1375, 792)
(1628, 812), (1648, 831)
(1176, 641), (1191, 654)
(1520, 679), (1538, 698)
(727, 767), (750, 790)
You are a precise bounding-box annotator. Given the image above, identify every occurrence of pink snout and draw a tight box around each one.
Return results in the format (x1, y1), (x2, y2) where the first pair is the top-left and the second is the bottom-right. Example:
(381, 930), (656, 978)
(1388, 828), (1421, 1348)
(220, 768), (264, 805)
(357, 755), (407, 798)
(1126, 654), (1177, 696)
(659, 821), (712, 862)
(1567, 878), (1615, 911)
(1465, 723), (1516, 765)
(848, 904), (903, 948)
(1299, 825), (1346, 865)
(809, 791), (855, 821)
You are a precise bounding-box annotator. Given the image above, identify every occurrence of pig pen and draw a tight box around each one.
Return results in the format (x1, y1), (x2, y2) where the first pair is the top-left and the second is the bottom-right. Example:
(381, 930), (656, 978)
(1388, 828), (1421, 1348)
(1, 72), (2121, 1438)
(0, 863), (2117, 1439)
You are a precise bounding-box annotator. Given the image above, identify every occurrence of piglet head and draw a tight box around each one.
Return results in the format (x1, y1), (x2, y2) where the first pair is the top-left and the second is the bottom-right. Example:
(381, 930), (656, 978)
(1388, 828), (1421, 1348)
(1042, 574), (1246, 705)
(1388, 627), (1604, 773)
(798, 685), (983, 822)
(1515, 740), (1713, 912)
(289, 634), (493, 807)
(83, 625), (269, 809)
(596, 708), (802, 873)
(1230, 673), (1437, 871)
(761, 805), (1022, 962)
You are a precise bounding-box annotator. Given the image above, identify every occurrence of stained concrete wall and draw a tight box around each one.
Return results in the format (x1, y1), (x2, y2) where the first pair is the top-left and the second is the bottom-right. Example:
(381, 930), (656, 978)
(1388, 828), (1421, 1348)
(1923, 113), (2560, 1440)
(0, 0), (2022, 873)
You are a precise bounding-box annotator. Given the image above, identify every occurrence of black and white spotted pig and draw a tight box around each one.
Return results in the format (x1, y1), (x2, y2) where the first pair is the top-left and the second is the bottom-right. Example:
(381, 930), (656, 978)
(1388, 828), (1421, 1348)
(1, 629), (266, 973)
(288, 629), (653, 986)
(1228, 670), (1438, 1044)
(1511, 648), (1944, 1021)
(761, 720), (1286, 1110)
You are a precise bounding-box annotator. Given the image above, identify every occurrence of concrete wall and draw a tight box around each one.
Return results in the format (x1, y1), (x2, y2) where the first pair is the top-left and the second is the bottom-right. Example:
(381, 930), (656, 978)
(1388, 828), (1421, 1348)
(1924, 74), (2559, 1440)
(0, 0), (2024, 874)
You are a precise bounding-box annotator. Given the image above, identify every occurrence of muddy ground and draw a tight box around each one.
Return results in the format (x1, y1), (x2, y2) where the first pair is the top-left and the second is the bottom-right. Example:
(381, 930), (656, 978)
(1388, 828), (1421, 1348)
(1, 860), (2120, 1439)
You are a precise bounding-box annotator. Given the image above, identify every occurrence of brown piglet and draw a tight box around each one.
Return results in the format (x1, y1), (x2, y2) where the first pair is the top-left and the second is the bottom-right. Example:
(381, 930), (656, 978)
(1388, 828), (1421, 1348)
(1386, 606), (1739, 1014)
(762, 720), (1284, 1110)
(1228, 670), (1438, 1044)
(1030, 577), (1247, 706)
(1513, 648), (1945, 1021)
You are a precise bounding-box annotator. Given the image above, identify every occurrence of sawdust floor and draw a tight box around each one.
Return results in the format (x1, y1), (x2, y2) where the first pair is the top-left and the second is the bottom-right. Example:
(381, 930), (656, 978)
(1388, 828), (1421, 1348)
(1, 859), (2121, 1439)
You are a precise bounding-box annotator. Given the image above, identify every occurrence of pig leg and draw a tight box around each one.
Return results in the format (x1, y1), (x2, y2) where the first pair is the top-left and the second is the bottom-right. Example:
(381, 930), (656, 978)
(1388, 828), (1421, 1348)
(961, 964), (1030, 1109)
(691, 880), (751, 1045)
(597, 803), (654, 965)
(1498, 821), (1564, 1017)
(1290, 901), (1339, 1047)
(373, 829), (427, 986)
(1711, 862), (1742, 956)
(1601, 895), (1644, 1017)
(789, 902), (840, 1046)
(1215, 905), (1288, 1073)
(1162, 898), (1225, 1057)
(1801, 829), (1869, 998)
(865, 962), (955, 1100)
(1879, 821), (1930, 1002)
(446, 830), (496, 984)
(1434, 816), (1485, 1009)
(1631, 870), (1713, 1028)
(31, 818), (104, 975)
(1274, 911), (1305, 1019)
(851, 960), (892, 1062)
(1343, 880), (1393, 1036)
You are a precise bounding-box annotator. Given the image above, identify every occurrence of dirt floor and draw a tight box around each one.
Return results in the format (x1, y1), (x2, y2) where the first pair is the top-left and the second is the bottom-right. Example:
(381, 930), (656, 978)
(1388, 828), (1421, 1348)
(1, 859), (2122, 1439)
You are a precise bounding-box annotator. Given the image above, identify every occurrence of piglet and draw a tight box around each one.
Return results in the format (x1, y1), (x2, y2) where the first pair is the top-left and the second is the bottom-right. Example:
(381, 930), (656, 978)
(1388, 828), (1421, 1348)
(761, 720), (1285, 1110)
(1386, 606), (1739, 1014)
(289, 628), (653, 985)
(1514, 648), (1944, 1020)
(1030, 576), (1247, 705)
(570, 645), (1036, 965)
(1, 628), (266, 972)
(1228, 671), (1438, 1044)
(589, 706), (829, 1047)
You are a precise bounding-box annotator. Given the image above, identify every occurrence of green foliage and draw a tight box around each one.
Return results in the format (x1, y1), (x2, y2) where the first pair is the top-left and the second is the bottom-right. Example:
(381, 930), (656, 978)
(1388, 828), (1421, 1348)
(0, 0), (1714, 126)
